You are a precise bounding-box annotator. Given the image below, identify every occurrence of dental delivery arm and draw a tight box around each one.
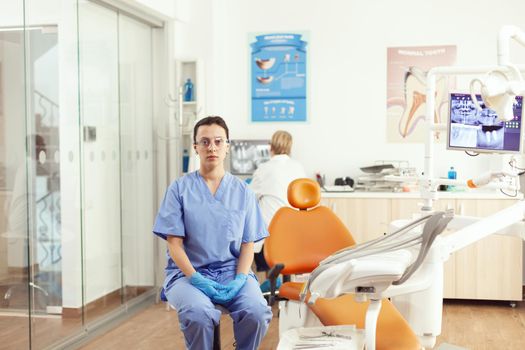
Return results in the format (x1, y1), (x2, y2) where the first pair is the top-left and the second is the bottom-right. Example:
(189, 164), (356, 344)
(442, 199), (525, 256)
(431, 171), (525, 254)
(301, 211), (453, 302)
(466, 171), (517, 189)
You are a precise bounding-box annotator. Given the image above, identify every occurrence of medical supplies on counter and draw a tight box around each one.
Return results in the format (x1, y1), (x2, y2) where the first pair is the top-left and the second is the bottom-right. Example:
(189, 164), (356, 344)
(355, 161), (417, 192)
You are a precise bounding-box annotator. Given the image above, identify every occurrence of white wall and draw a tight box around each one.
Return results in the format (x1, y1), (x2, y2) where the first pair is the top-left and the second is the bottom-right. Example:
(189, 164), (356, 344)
(200, 0), (525, 184)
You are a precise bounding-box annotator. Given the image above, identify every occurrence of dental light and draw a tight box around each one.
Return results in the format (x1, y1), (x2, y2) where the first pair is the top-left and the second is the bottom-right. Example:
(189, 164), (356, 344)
(469, 25), (525, 122)
(469, 66), (525, 122)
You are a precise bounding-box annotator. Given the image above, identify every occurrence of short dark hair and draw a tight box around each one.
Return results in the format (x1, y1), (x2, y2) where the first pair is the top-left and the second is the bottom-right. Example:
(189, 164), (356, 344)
(193, 116), (229, 143)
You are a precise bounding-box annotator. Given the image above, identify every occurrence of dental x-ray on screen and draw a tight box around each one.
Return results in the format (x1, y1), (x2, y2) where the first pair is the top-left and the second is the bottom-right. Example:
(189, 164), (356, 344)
(229, 140), (271, 175)
(448, 93), (523, 153)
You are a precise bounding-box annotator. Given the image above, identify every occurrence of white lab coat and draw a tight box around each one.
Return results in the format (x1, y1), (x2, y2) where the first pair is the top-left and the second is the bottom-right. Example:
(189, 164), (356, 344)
(250, 154), (306, 252)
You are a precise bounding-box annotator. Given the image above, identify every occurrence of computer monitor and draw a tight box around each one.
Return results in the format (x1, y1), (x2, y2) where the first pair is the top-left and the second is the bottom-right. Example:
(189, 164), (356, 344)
(229, 139), (271, 175)
(447, 93), (523, 154)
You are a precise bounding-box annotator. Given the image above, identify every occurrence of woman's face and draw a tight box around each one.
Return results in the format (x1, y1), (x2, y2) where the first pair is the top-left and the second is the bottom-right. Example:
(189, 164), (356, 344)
(194, 123), (229, 169)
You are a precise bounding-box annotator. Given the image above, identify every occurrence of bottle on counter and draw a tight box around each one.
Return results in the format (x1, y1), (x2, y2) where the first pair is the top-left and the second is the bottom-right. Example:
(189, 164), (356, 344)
(447, 166), (457, 191)
(448, 166), (457, 180)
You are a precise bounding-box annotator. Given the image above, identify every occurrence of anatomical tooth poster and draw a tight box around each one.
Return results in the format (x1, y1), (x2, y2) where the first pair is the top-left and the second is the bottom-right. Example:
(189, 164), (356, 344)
(250, 33), (308, 122)
(387, 45), (456, 142)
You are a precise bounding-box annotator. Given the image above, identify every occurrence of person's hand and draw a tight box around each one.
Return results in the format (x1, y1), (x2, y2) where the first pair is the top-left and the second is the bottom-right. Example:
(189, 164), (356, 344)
(213, 273), (248, 304)
(189, 272), (227, 299)
(211, 288), (234, 304)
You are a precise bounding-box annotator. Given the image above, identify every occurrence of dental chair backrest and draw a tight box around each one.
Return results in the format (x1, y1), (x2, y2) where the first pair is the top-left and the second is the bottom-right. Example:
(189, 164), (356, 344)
(264, 178), (356, 275)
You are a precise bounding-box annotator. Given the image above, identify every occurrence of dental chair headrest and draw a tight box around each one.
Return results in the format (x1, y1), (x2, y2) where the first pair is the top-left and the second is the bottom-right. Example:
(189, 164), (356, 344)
(287, 178), (321, 210)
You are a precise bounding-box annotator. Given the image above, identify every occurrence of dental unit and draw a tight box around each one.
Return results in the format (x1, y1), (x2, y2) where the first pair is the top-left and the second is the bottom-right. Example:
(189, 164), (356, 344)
(274, 25), (525, 350)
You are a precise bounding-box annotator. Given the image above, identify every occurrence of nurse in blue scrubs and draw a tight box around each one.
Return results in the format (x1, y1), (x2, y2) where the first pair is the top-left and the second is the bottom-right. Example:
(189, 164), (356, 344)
(153, 116), (272, 350)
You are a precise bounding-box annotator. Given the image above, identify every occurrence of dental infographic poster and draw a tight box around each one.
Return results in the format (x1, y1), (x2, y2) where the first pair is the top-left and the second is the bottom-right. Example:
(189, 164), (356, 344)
(387, 45), (456, 142)
(250, 33), (308, 122)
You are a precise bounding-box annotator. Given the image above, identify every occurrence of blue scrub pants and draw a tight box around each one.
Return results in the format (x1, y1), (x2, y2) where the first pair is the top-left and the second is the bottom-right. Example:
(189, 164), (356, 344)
(166, 271), (272, 350)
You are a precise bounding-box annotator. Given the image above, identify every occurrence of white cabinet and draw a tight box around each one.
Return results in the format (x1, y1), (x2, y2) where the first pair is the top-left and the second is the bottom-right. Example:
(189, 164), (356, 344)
(321, 196), (523, 301)
(322, 198), (390, 243)
(449, 199), (522, 301)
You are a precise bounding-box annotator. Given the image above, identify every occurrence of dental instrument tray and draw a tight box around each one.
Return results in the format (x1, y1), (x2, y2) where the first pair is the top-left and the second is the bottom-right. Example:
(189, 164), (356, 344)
(360, 164), (394, 173)
(277, 325), (365, 350)
(322, 185), (354, 192)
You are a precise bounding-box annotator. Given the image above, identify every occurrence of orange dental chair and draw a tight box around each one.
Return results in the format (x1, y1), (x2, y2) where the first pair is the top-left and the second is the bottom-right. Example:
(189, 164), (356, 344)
(263, 178), (421, 350)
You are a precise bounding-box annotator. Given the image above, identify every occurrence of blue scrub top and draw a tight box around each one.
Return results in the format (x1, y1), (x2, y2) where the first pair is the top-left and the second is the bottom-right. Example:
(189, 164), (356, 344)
(153, 171), (269, 289)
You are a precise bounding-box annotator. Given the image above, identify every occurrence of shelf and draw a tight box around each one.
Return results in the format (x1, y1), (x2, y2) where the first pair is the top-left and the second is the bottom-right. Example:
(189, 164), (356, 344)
(183, 101), (196, 106)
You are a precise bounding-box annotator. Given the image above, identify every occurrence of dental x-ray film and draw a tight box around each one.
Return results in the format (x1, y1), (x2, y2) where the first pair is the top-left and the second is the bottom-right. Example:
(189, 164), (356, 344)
(448, 93), (523, 153)
(229, 140), (271, 175)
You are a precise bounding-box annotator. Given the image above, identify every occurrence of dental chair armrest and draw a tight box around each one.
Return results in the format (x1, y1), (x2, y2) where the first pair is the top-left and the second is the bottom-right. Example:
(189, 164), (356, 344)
(267, 263), (284, 306)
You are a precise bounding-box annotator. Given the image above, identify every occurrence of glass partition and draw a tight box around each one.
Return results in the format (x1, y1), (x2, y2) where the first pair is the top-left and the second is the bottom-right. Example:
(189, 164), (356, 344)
(0, 0), (160, 348)
(118, 15), (155, 303)
(78, 1), (123, 323)
(25, 0), (84, 347)
(78, 0), (157, 325)
(0, 2), (31, 348)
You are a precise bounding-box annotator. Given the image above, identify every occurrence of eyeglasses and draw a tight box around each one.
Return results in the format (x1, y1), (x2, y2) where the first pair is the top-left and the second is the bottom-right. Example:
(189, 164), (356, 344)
(194, 137), (229, 149)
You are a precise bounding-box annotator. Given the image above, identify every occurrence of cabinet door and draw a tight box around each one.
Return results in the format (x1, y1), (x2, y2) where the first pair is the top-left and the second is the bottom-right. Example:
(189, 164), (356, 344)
(390, 198), (455, 220)
(452, 199), (522, 300)
(390, 198), (421, 221)
(321, 198), (390, 243)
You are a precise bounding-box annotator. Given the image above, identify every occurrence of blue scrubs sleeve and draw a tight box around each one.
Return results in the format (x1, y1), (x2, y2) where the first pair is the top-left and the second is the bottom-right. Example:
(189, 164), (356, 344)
(153, 183), (185, 240)
(242, 189), (269, 243)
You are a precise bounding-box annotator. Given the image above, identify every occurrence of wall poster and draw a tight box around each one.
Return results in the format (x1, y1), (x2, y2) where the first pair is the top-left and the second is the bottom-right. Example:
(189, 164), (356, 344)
(387, 45), (457, 142)
(250, 33), (307, 122)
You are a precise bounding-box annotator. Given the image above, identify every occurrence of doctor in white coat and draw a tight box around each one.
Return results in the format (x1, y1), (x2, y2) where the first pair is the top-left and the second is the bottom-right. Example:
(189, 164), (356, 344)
(250, 130), (306, 260)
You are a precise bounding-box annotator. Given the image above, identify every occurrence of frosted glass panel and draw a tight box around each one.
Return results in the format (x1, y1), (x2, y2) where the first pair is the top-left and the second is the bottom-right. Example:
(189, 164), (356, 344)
(0, 0), (84, 348)
(0, 3), (30, 348)
(0, 0), (160, 347)
(78, 2), (122, 322)
(119, 15), (155, 302)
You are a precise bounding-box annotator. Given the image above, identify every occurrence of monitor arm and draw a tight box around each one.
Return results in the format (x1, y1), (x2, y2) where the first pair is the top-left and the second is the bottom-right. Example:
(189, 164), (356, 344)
(498, 25), (525, 67)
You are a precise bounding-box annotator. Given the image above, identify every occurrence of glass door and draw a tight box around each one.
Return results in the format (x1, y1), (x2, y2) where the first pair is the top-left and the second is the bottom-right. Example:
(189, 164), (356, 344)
(24, 0), (85, 348)
(118, 15), (155, 303)
(0, 0), (160, 347)
(78, 1), (123, 323)
(1, 1), (85, 348)
(0, 3), (31, 349)
(78, 0), (157, 325)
